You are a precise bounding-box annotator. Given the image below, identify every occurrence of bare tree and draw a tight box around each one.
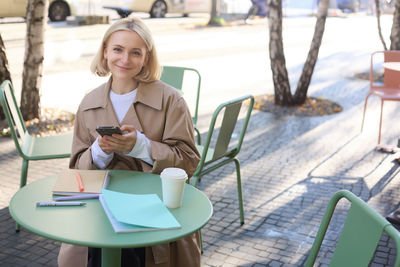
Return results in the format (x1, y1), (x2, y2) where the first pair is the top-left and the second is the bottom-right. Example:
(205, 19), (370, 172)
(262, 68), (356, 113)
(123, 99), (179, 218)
(390, 0), (400, 50)
(208, 0), (223, 26)
(375, 0), (388, 50)
(294, 0), (330, 104)
(20, 0), (48, 120)
(268, 0), (291, 105)
(268, 0), (329, 106)
(0, 33), (12, 120)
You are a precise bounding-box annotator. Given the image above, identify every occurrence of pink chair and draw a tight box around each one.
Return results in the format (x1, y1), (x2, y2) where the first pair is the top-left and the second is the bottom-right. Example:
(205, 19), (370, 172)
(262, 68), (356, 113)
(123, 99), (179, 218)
(361, 50), (400, 145)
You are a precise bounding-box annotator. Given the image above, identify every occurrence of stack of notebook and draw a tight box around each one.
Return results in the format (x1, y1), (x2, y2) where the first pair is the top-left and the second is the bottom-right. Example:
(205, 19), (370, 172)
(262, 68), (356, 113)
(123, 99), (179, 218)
(52, 169), (181, 233)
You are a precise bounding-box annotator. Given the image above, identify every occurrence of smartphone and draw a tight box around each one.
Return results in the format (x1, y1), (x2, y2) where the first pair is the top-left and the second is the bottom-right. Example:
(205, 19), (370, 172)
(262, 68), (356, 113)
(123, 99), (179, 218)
(96, 126), (122, 137)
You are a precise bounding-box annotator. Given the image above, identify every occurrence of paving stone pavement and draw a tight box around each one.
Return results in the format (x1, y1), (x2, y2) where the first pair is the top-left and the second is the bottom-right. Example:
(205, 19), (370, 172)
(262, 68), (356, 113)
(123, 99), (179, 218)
(2, 65), (400, 266)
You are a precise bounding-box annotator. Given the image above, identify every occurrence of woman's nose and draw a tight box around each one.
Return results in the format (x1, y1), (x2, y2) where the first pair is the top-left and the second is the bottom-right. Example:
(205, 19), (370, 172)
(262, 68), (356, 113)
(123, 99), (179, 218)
(120, 52), (129, 63)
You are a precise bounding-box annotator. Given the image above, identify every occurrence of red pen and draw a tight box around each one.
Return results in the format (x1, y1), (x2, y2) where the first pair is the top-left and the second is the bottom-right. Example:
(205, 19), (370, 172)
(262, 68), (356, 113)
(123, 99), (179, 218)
(76, 172), (84, 192)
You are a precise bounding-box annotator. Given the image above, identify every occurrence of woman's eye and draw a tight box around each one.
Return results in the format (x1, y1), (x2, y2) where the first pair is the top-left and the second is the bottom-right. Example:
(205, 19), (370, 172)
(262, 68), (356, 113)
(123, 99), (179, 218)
(113, 48), (122, 52)
(131, 51), (141, 56)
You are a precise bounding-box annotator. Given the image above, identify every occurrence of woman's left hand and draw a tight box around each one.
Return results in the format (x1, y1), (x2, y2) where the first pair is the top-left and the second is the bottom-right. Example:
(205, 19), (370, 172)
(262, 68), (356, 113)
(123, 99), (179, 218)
(101, 125), (137, 153)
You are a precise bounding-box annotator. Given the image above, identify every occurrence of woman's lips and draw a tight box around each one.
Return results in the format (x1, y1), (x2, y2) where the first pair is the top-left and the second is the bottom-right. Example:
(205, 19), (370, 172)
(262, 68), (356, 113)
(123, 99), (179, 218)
(115, 65), (131, 71)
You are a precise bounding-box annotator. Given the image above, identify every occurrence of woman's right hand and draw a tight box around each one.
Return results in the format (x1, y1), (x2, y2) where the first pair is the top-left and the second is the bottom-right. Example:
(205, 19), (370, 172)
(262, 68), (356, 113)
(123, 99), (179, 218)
(98, 136), (114, 154)
(97, 125), (137, 154)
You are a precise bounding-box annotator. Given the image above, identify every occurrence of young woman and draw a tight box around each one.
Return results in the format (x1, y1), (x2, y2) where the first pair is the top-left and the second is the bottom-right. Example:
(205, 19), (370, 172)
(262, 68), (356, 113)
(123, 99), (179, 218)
(58, 17), (201, 267)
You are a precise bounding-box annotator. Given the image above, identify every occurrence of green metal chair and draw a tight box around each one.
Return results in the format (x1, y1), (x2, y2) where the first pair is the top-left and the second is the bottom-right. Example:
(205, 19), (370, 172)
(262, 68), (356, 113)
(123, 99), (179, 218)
(0, 80), (73, 230)
(305, 190), (400, 267)
(192, 95), (254, 226)
(160, 65), (201, 144)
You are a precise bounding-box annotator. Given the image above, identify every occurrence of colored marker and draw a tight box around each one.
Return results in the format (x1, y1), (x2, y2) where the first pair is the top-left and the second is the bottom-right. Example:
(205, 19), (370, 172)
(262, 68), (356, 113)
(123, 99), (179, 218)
(76, 172), (84, 192)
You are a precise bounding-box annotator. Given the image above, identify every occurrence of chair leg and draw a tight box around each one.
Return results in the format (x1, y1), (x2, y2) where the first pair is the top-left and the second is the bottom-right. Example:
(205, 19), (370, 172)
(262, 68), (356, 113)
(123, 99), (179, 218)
(361, 95), (370, 132)
(198, 229), (203, 254)
(16, 159), (29, 232)
(233, 158), (245, 225)
(191, 175), (200, 187)
(378, 100), (384, 145)
(20, 159), (29, 188)
(194, 127), (201, 145)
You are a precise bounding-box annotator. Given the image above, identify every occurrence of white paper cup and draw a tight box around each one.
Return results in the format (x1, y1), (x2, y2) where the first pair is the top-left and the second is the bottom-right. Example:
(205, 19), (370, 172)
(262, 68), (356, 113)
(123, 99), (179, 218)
(160, 168), (188, 208)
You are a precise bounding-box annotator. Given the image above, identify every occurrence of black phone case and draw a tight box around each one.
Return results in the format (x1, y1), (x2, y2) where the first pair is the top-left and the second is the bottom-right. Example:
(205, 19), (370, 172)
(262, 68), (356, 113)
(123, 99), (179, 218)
(96, 126), (122, 137)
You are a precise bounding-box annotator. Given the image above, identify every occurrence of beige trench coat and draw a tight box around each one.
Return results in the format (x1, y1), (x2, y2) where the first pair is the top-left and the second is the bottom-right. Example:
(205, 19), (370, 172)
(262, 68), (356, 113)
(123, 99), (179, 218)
(58, 79), (201, 267)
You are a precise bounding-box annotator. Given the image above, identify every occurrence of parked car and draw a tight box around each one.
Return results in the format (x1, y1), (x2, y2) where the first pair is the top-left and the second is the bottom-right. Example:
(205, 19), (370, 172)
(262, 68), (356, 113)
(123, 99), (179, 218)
(336, 0), (360, 12)
(101, 0), (210, 18)
(335, 0), (380, 12)
(0, 0), (74, 21)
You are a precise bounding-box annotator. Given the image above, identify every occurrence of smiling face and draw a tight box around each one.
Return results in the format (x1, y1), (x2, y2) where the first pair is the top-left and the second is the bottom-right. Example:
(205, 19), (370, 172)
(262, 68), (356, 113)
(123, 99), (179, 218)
(103, 30), (148, 84)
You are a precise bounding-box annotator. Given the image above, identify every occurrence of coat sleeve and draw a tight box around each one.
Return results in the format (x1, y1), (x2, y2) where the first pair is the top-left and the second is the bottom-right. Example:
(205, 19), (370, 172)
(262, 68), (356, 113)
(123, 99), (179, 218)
(69, 106), (98, 170)
(150, 97), (200, 177)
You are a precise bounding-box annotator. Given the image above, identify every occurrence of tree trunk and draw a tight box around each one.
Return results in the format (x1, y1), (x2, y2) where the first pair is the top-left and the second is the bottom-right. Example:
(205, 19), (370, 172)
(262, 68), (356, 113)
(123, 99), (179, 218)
(390, 0), (400, 50)
(375, 0), (388, 50)
(20, 0), (48, 120)
(208, 0), (220, 25)
(268, 0), (292, 106)
(0, 34), (12, 120)
(293, 0), (329, 104)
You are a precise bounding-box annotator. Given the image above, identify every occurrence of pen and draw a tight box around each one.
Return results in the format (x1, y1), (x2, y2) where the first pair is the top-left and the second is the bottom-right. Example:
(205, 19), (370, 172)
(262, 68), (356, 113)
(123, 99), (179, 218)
(76, 172), (84, 192)
(36, 201), (86, 207)
(53, 194), (100, 201)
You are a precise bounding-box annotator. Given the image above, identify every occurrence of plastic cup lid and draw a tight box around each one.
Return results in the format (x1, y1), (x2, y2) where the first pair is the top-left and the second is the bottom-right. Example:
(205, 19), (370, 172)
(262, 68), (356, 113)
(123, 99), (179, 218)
(160, 168), (188, 179)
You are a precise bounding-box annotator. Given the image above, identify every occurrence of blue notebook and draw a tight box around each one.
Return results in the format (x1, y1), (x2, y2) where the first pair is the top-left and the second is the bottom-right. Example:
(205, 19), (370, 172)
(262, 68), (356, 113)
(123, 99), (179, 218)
(99, 189), (181, 233)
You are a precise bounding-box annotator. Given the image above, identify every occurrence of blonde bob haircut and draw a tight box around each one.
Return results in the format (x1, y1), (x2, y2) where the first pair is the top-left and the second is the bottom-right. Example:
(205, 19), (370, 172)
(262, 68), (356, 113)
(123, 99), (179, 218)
(90, 17), (161, 82)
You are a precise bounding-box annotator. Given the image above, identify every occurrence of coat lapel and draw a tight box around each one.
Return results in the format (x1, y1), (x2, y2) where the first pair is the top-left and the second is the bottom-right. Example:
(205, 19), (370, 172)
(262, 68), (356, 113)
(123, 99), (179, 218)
(121, 103), (143, 132)
(120, 81), (165, 133)
(81, 79), (120, 127)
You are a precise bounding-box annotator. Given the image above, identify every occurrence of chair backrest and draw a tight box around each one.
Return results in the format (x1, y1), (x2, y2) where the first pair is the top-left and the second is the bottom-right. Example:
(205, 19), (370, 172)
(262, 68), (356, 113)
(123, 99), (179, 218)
(384, 50), (400, 88)
(305, 190), (400, 267)
(160, 66), (201, 125)
(0, 80), (28, 156)
(200, 95), (254, 165)
(370, 50), (400, 89)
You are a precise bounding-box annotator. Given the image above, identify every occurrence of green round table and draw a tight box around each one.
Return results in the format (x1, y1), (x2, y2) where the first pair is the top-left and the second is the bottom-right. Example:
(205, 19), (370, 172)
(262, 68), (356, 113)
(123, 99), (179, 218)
(9, 170), (213, 267)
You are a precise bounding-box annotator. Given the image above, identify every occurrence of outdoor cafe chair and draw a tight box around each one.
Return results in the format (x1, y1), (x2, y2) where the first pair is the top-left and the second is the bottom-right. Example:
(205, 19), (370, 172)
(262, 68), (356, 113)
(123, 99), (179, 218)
(192, 95), (254, 226)
(361, 50), (400, 145)
(160, 65), (201, 144)
(0, 80), (73, 230)
(305, 189), (400, 267)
